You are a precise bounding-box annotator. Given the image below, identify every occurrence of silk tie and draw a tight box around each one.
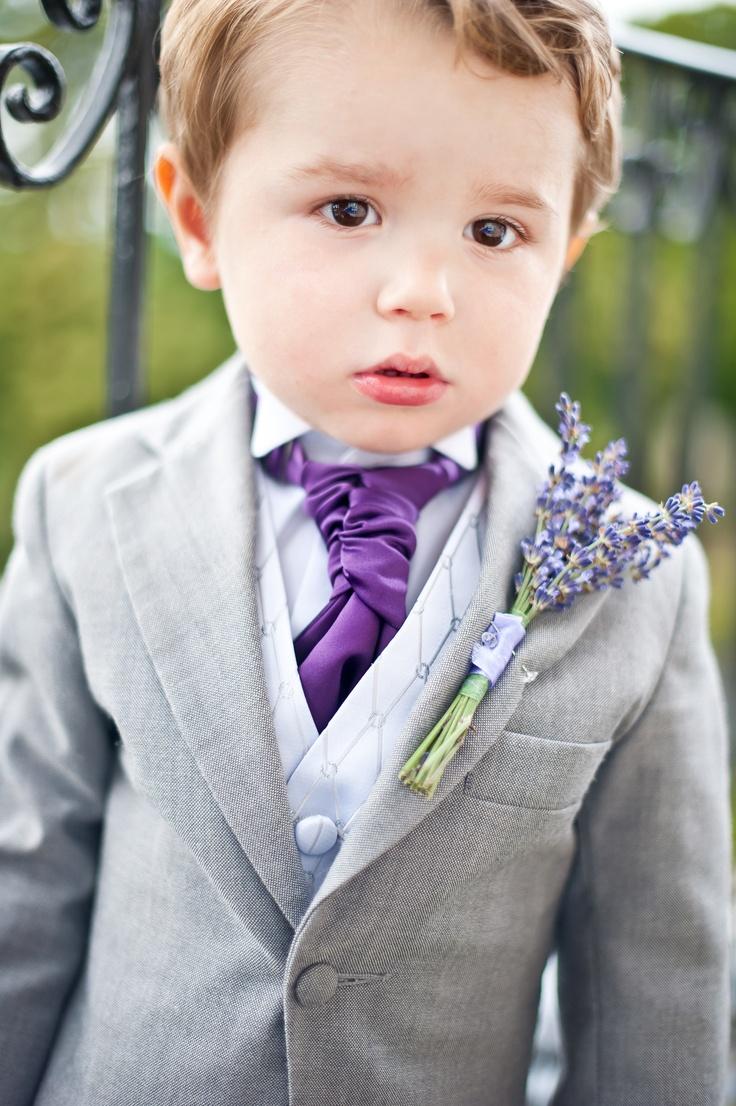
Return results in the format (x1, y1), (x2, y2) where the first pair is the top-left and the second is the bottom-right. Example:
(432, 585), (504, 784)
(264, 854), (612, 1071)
(257, 399), (484, 732)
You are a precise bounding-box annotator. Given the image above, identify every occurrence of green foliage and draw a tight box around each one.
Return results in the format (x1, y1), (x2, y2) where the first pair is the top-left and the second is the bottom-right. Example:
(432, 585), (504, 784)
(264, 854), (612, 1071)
(0, 182), (235, 569)
(638, 4), (736, 49)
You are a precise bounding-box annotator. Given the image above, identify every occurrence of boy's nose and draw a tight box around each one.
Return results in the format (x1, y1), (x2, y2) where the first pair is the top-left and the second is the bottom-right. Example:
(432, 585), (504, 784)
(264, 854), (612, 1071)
(376, 265), (455, 322)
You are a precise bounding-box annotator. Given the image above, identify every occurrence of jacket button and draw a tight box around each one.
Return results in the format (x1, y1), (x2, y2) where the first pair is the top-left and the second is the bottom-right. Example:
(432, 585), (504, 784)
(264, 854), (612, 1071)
(294, 962), (339, 1007)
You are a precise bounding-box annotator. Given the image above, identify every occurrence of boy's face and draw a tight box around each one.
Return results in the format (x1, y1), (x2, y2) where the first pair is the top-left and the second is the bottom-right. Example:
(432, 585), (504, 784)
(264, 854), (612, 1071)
(156, 6), (595, 453)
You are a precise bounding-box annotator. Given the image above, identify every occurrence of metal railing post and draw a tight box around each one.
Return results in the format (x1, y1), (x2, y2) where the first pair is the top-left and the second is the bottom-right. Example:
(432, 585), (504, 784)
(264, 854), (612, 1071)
(107, 0), (161, 415)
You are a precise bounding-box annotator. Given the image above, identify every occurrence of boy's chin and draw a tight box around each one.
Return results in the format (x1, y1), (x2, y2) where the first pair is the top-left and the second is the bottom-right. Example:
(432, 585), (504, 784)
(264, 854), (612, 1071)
(333, 420), (443, 456)
(312, 395), (476, 454)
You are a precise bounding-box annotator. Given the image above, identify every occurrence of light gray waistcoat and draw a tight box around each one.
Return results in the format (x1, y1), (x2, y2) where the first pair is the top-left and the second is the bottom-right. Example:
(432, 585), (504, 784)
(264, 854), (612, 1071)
(254, 461), (488, 897)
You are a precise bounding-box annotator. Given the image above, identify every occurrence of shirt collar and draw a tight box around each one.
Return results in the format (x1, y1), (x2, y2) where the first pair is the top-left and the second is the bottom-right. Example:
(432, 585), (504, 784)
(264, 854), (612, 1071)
(249, 373), (479, 470)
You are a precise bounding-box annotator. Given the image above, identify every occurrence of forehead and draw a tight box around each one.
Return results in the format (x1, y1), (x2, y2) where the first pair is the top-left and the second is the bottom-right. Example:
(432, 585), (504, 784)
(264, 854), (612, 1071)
(236, 5), (583, 203)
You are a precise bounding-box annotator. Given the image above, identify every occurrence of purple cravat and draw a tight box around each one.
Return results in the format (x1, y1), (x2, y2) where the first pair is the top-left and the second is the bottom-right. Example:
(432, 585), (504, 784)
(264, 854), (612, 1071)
(255, 391), (484, 732)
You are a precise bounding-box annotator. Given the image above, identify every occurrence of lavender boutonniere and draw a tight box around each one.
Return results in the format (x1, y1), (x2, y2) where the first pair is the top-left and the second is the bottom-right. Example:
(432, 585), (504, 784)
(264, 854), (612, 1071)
(398, 392), (725, 798)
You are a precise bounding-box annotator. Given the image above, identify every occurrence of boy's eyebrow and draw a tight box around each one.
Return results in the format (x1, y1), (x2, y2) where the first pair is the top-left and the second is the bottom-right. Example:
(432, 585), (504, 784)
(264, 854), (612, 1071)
(284, 157), (557, 216)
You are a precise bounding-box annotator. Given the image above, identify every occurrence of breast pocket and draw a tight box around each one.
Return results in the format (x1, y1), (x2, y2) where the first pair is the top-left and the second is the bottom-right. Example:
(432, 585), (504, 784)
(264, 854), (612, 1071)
(463, 729), (613, 813)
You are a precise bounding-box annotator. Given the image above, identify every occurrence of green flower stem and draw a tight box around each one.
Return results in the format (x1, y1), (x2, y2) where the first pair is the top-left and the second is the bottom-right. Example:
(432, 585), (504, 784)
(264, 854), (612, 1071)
(512, 569), (535, 616)
(517, 558), (544, 615)
(399, 674), (489, 797)
(410, 698), (466, 779)
(523, 602), (542, 627)
(398, 701), (461, 782)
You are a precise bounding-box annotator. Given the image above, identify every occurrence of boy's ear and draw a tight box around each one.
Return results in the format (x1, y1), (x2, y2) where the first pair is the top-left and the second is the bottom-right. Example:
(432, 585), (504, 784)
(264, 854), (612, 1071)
(562, 209), (600, 274)
(152, 142), (221, 291)
(564, 234), (588, 272)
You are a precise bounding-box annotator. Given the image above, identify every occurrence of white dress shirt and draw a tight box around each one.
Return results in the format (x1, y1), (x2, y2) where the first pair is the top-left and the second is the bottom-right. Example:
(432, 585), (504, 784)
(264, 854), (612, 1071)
(248, 374), (481, 639)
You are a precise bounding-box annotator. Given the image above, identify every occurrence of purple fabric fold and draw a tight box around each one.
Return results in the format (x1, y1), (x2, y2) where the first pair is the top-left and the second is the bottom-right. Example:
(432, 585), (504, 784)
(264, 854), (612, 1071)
(254, 382), (486, 732)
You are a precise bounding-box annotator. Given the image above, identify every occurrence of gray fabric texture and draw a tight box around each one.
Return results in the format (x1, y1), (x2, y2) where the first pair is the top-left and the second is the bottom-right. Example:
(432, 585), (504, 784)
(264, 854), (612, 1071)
(0, 351), (730, 1105)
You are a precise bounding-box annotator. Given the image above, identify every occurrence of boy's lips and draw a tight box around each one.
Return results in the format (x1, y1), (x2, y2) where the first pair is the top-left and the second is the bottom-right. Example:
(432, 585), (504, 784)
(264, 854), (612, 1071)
(351, 353), (449, 407)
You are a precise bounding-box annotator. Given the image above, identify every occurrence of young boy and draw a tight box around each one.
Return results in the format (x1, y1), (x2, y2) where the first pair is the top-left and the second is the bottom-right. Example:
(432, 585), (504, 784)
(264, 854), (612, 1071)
(0, 0), (730, 1103)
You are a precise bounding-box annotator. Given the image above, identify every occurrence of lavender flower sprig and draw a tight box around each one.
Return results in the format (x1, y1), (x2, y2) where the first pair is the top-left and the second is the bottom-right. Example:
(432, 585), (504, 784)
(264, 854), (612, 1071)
(398, 393), (725, 798)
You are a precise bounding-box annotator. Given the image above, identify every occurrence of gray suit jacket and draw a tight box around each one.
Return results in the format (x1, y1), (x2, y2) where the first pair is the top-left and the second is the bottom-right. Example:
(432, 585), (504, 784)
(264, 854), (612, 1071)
(0, 352), (730, 1106)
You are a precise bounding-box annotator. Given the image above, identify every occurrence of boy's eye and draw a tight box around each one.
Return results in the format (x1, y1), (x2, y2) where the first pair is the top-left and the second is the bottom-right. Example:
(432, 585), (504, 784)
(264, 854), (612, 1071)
(467, 218), (522, 251)
(314, 195), (527, 251)
(316, 196), (379, 228)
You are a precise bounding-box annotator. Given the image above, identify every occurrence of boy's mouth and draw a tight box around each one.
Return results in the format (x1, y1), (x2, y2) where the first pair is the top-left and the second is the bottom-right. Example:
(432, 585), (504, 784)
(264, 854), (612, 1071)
(351, 354), (448, 407)
(374, 368), (430, 378)
(355, 352), (446, 380)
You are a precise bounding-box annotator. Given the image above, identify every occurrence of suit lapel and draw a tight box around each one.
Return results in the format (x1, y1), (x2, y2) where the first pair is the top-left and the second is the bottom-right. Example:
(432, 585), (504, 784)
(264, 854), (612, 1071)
(105, 354), (610, 930)
(105, 357), (313, 930)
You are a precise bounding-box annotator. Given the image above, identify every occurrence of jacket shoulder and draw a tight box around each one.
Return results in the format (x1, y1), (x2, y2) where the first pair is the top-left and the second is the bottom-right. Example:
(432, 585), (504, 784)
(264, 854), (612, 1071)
(21, 352), (244, 499)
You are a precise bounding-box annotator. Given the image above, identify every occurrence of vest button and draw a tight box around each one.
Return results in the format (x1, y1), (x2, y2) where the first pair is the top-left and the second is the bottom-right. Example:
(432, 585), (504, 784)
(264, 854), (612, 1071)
(294, 962), (339, 1007)
(294, 813), (338, 856)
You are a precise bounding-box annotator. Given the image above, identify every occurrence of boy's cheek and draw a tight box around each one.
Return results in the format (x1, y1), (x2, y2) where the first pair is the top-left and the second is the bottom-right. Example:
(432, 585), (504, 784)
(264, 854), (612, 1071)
(227, 274), (356, 351)
(465, 253), (565, 326)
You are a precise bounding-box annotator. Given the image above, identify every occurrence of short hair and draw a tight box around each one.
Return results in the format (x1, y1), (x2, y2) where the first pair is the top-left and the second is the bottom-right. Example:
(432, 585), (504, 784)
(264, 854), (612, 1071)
(156, 0), (623, 239)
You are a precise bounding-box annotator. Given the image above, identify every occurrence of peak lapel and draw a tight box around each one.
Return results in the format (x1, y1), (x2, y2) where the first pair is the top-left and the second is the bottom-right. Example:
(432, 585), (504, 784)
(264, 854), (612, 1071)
(105, 357), (313, 930)
(303, 391), (611, 919)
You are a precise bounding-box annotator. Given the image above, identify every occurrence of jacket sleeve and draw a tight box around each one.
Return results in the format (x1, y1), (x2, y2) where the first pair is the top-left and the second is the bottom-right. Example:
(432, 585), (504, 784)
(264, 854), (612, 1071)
(551, 533), (732, 1106)
(0, 447), (114, 1105)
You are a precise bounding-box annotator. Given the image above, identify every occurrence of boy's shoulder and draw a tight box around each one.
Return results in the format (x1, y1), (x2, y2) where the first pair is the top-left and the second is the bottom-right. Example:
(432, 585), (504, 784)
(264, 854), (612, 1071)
(19, 350), (245, 505)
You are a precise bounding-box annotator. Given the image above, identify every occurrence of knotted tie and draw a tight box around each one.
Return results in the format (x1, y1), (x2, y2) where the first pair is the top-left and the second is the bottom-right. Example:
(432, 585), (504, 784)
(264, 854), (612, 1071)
(259, 407), (484, 733)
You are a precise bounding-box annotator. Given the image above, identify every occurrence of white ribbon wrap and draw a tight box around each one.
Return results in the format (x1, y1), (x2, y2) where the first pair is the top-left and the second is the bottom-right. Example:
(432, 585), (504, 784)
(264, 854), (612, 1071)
(469, 611), (527, 686)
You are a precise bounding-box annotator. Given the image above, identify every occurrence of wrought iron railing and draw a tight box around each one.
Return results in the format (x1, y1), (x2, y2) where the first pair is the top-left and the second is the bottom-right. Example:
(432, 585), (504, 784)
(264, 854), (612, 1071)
(540, 20), (736, 493)
(0, 0), (161, 413)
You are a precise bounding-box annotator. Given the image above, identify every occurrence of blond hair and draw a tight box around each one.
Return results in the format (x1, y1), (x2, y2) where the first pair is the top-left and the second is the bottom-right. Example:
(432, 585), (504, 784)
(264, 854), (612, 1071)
(156, 0), (623, 238)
